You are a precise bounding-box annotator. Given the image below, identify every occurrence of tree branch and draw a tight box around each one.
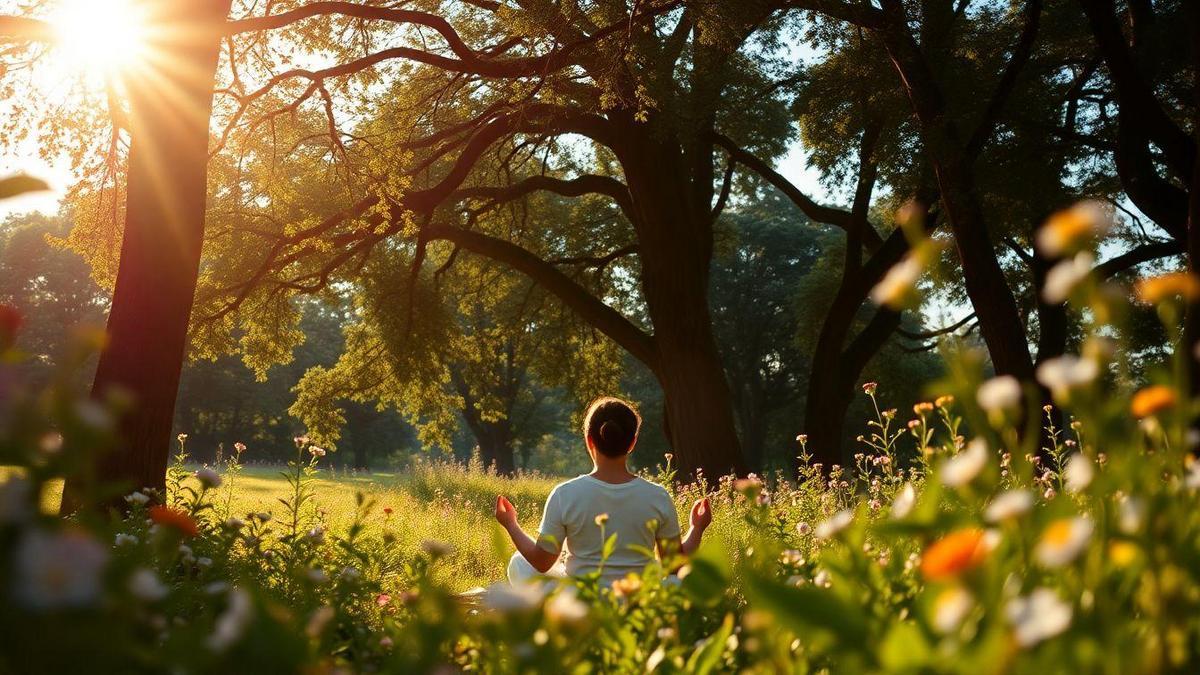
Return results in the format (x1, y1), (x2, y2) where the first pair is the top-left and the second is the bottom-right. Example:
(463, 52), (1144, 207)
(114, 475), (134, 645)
(965, 0), (1043, 159)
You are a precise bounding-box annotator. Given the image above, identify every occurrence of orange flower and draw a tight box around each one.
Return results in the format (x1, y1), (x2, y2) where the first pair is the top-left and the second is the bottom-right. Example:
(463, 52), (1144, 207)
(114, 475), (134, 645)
(921, 529), (989, 580)
(1131, 385), (1176, 419)
(149, 505), (198, 538)
(1135, 272), (1200, 304)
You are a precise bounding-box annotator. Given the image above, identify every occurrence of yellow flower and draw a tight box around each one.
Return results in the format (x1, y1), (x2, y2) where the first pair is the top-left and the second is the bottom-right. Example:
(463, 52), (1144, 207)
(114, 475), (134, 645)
(1131, 385), (1176, 419)
(611, 574), (641, 598)
(932, 586), (974, 634)
(594, 513), (609, 527)
(1135, 272), (1200, 304)
(1036, 201), (1109, 256)
(1108, 541), (1140, 568)
(935, 395), (954, 408)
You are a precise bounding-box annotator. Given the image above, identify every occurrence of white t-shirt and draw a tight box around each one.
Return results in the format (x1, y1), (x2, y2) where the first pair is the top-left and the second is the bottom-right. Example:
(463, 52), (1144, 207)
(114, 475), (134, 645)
(537, 474), (681, 585)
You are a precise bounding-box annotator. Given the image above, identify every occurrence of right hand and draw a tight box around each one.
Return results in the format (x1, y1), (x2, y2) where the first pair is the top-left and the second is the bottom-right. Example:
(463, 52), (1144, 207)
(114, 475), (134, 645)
(690, 497), (712, 532)
(494, 495), (518, 529)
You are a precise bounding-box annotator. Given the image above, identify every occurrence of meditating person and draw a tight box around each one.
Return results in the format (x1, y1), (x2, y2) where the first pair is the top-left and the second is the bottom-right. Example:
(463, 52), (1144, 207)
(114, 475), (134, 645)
(494, 396), (712, 586)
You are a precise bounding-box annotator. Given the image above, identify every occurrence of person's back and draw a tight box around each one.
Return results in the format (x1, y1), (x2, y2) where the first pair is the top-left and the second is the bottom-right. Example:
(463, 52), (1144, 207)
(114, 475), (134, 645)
(496, 396), (711, 588)
(540, 474), (678, 585)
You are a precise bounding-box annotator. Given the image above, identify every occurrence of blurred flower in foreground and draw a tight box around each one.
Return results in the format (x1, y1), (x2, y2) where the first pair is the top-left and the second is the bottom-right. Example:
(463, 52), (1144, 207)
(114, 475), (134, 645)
(207, 588), (253, 653)
(483, 582), (545, 612)
(890, 483), (915, 519)
(1036, 355), (1099, 402)
(921, 529), (990, 580)
(932, 586), (974, 634)
(1006, 588), (1072, 647)
(1135, 272), (1200, 304)
(1036, 201), (1109, 257)
(612, 574), (642, 598)
(545, 587), (588, 625)
(128, 568), (169, 602)
(977, 375), (1021, 414)
(1035, 517), (1093, 567)
(941, 439), (988, 488)
(195, 467), (222, 489)
(1043, 252), (1094, 304)
(984, 489), (1033, 523)
(870, 255), (923, 310)
(815, 509), (853, 540)
(1064, 454), (1094, 493)
(149, 505), (199, 538)
(1130, 385), (1175, 419)
(15, 529), (109, 610)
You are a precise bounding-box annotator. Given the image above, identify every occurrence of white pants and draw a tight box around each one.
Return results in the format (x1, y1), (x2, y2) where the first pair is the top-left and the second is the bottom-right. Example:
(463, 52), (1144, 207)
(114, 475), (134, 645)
(507, 552), (567, 585)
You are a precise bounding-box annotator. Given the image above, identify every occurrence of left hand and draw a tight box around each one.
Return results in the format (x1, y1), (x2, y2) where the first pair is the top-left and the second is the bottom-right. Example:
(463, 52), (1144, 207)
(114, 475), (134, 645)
(495, 495), (519, 530)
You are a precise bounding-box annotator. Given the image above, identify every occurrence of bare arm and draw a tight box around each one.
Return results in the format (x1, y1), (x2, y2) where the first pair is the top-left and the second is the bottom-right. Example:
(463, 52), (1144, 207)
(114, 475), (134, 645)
(495, 495), (559, 573)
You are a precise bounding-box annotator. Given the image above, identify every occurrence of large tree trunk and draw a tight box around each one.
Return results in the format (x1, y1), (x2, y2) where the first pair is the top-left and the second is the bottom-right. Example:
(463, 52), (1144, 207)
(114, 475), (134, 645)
(624, 135), (748, 482)
(64, 0), (232, 509)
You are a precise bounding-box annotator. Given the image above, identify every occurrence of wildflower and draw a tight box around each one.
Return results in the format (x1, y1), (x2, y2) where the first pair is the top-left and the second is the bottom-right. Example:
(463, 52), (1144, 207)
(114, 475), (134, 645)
(862, 382), (878, 395)
(128, 568), (169, 602)
(125, 490), (151, 506)
(379, 636), (394, 649)
(1035, 517), (1093, 567)
(733, 477), (762, 498)
(197, 557), (212, 568)
(1036, 355), (1100, 401)
(1117, 496), (1145, 534)
(421, 540), (453, 557)
(1006, 588), (1072, 647)
(483, 583), (545, 612)
(545, 587), (588, 625)
(205, 581), (230, 595)
(940, 439), (988, 488)
(148, 506), (198, 538)
(1108, 541), (1140, 568)
(921, 529), (990, 580)
(932, 586), (974, 634)
(255, 512), (272, 522)
(309, 445), (327, 458)
(795, 434), (807, 444)
(870, 255), (923, 309)
(114, 533), (139, 546)
(1186, 462), (1200, 491)
(611, 574), (642, 598)
(1036, 200), (1109, 256)
(1063, 454), (1094, 493)
(177, 433), (188, 444)
(1042, 252), (1094, 304)
(984, 490), (1034, 523)
(306, 526), (325, 544)
(913, 402), (934, 415)
(795, 521), (811, 536)
(779, 549), (804, 566)
(814, 509), (853, 540)
(1131, 385), (1175, 419)
(1135, 272), (1200, 304)
(306, 568), (329, 584)
(935, 395), (954, 408)
(224, 517), (245, 530)
(14, 529), (108, 610)
(594, 513), (609, 527)
(383, 507), (393, 516)
(977, 375), (1022, 413)
(340, 566), (361, 581)
(293, 435), (310, 448)
(194, 467), (222, 489)
(306, 606), (335, 638)
(207, 588), (253, 653)
(376, 593), (392, 607)
(891, 483), (916, 519)
(812, 570), (831, 588)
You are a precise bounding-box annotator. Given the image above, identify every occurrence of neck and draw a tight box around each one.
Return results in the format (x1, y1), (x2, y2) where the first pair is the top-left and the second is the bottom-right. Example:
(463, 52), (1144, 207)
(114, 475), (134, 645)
(590, 456), (633, 482)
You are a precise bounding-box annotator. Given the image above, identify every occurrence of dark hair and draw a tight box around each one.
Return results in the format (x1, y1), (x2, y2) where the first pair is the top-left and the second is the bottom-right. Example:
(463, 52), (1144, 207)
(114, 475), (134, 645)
(583, 396), (641, 457)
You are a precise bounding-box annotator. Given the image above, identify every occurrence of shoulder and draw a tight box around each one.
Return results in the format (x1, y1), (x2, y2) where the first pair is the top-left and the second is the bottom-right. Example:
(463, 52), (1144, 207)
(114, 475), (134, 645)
(549, 476), (589, 499)
(635, 478), (674, 501)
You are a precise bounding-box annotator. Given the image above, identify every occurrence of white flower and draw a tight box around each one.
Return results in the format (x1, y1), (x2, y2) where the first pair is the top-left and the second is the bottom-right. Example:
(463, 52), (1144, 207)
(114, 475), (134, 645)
(977, 375), (1022, 413)
(15, 529), (109, 610)
(306, 568), (329, 584)
(1006, 588), (1072, 647)
(812, 570), (831, 588)
(306, 527), (324, 544)
(870, 256), (923, 309)
(814, 510), (853, 540)
(1042, 252), (1094, 304)
(125, 491), (150, 506)
(1064, 453), (1094, 493)
(795, 521), (811, 536)
(194, 467), (222, 489)
(545, 586), (588, 625)
(890, 483), (916, 519)
(1186, 463), (1200, 491)
(984, 490), (1034, 523)
(941, 439), (989, 488)
(224, 517), (246, 530)
(1117, 496), (1145, 534)
(340, 566), (361, 581)
(197, 557), (213, 568)
(309, 446), (327, 458)
(207, 588), (253, 653)
(204, 581), (230, 595)
(933, 586), (974, 634)
(483, 582), (546, 612)
(1036, 355), (1099, 401)
(128, 568), (169, 602)
(1035, 517), (1093, 567)
(114, 533), (139, 546)
(0, 476), (33, 524)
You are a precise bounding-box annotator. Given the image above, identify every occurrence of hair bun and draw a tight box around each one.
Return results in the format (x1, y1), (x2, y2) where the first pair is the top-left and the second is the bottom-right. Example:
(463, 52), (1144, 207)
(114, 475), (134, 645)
(599, 420), (621, 441)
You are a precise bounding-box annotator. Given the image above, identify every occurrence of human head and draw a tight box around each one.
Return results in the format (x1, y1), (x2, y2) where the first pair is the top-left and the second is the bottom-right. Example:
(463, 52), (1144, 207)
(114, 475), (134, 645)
(583, 396), (641, 458)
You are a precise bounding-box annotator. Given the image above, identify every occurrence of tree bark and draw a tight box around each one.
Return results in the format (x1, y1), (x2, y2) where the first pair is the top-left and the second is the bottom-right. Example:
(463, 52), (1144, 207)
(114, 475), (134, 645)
(63, 0), (232, 510)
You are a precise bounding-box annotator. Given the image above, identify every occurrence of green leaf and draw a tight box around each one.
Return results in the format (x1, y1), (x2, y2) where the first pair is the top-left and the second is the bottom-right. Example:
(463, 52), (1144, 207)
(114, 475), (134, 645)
(601, 532), (617, 561)
(685, 613), (733, 675)
(742, 573), (868, 645)
(879, 622), (930, 671)
(681, 538), (732, 605)
(0, 175), (49, 200)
